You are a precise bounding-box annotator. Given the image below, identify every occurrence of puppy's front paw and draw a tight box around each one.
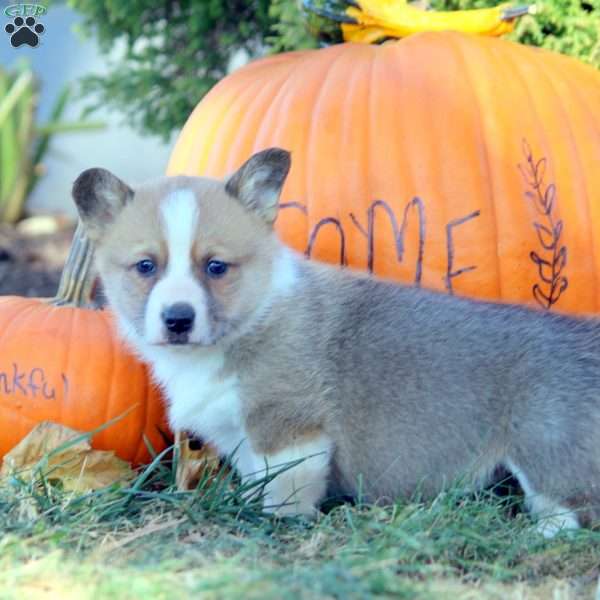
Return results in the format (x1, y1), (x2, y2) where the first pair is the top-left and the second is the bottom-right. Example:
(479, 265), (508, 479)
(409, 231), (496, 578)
(258, 435), (332, 519)
(262, 492), (319, 519)
(534, 511), (580, 539)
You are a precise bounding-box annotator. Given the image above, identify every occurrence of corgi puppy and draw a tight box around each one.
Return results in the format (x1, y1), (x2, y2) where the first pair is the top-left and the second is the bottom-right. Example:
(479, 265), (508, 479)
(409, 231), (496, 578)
(73, 148), (600, 536)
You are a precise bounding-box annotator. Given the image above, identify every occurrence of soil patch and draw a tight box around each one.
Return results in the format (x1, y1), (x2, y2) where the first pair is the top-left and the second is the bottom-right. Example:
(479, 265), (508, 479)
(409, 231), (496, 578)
(0, 221), (75, 298)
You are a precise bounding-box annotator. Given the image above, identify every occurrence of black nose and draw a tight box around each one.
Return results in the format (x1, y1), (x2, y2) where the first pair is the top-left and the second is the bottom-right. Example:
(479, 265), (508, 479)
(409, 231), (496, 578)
(162, 303), (195, 335)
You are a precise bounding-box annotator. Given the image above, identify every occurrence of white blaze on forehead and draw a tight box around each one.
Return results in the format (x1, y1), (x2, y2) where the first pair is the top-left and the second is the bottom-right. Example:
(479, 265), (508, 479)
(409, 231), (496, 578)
(144, 188), (211, 344)
(160, 189), (199, 275)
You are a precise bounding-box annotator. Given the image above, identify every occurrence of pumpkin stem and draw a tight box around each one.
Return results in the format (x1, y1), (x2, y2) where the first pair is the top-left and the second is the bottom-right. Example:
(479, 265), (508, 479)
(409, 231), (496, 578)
(51, 221), (101, 308)
(303, 0), (533, 43)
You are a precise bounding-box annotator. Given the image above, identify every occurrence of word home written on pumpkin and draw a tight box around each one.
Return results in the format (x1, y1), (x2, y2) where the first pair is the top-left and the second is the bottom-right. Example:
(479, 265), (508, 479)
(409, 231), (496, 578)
(280, 144), (568, 309)
(281, 197), (481, 296)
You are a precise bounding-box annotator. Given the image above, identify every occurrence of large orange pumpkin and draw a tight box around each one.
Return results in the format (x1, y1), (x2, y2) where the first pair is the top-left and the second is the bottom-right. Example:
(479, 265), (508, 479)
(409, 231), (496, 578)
(0, 233), (169, 463)
(168, 32), (600, 313)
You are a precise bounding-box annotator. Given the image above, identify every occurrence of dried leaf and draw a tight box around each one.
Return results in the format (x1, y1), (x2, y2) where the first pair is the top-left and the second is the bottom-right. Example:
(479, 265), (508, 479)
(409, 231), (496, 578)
(0, 421), (133, 492)
(175, 431), (221, 491)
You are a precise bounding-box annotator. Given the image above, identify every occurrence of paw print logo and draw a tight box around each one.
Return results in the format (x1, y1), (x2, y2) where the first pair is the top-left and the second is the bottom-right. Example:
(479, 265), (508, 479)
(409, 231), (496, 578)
(5, 16), (45, 48)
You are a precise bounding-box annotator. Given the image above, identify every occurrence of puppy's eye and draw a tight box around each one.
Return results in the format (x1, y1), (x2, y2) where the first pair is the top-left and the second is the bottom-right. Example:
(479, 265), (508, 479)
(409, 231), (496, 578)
(135, 259), (157, 276)
(205, 259), (229, 278)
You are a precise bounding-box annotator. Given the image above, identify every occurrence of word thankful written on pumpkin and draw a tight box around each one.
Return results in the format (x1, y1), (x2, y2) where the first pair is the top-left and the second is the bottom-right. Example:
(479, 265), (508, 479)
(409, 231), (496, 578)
(0, 363), (69, 400)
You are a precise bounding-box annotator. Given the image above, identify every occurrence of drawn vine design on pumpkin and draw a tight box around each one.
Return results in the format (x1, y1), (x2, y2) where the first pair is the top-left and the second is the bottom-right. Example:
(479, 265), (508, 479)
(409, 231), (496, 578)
(518, 139), (568, 309)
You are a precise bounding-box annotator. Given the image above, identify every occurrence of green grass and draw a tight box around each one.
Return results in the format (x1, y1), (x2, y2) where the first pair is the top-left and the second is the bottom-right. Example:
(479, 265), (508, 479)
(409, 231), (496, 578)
(1, 444), (599, 600)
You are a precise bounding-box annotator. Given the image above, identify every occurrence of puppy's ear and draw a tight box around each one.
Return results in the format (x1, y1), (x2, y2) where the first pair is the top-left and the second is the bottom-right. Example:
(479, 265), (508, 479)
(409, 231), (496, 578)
(225, 148), (291, 224)
(72, 168), (134, 240)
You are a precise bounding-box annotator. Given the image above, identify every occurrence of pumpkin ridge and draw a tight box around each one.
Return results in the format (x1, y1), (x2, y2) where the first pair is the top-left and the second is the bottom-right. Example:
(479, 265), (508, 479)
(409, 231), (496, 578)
(38, 302), (72, 429)
(214, 81), (268, 174)
(280, 49), (339, 249)
(216, 67), (287, 175)
(278, 51), (315, 251)
(182, 100), (222, 174)
(0, 297), (36, 324)
(100, 308), (118, 455)
(382, 43), (419, 264)
(345, 42), (376, 270)
(135, 356), (152, 464)
(0, 299), (36, 360)
(562, 79), (600, 311)
(251, 59), (315, 251)
(272, 53), (319, 144)
(444, 35), (501, 299)
(429, 36), (457, 292)
(368, 44), (404, 275)
(233, 58), (293, 170)
(305, 46), (355, 252)
(365, 39), (377, 270)
(0, 300), (43, 349)
(113, 309), (154, 464)
(66, 304), (88, 439)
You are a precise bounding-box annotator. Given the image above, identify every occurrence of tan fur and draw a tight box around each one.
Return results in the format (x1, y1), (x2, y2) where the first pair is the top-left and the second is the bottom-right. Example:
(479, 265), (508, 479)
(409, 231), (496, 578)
(83, 175), (278, 344)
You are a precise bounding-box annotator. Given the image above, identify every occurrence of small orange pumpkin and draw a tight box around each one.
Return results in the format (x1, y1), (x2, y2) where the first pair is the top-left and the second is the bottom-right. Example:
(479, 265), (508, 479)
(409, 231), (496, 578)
(168, 31), (600, 313)
(0, 230), (169, 463)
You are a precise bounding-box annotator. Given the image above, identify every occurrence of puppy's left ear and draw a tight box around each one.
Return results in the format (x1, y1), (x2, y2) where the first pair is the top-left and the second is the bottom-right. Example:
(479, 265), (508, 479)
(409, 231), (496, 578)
(72, 168), (134, 240)
(225, 148), (291, 224)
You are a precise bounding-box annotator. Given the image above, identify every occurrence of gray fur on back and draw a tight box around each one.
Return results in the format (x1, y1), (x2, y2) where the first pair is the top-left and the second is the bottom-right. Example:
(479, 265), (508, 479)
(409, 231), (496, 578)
(227, 257), (600, 518)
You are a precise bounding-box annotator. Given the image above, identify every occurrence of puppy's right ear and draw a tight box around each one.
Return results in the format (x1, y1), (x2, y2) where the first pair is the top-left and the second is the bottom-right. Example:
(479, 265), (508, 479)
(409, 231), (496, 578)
(72, 168), (133, 240)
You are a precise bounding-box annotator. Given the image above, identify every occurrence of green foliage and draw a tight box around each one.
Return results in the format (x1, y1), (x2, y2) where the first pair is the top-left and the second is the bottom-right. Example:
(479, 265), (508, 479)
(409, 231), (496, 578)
(68, 0), (317, 141)
(0, 62), (103, 223)
(70, 0), (599, 141)
(269, 0), (317, 51)
(0, 64), (34, 224)
(430, 0), (600, 68)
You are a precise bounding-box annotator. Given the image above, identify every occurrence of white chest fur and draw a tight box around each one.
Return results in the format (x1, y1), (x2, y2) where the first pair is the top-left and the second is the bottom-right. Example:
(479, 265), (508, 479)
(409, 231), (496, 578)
(144, 346), (256, 474)
(117, 308), (332, 516)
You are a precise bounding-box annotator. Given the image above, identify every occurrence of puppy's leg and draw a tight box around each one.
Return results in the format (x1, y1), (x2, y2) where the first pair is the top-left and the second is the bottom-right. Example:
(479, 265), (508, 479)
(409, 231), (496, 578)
(258, 435), (333, 518)
(504, 459), (580, 538)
